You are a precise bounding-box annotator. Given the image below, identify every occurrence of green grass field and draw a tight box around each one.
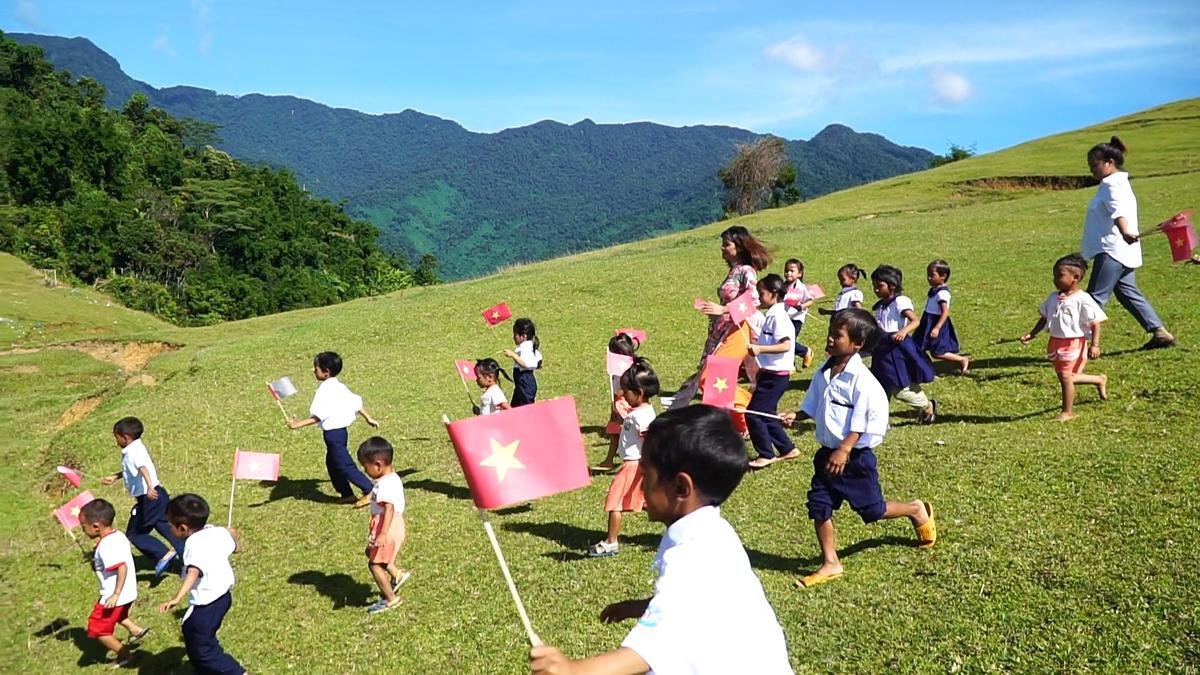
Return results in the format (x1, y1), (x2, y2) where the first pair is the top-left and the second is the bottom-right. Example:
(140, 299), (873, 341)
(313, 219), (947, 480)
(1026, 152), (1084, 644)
(2, 99), (1199, 673)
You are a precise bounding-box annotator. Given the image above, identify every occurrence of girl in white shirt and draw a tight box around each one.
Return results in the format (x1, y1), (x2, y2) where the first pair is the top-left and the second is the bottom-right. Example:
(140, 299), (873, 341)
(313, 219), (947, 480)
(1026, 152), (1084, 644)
(782, 259), (815, 369)
(473, 358), (511, 415)
(504, 318), (543, 406)
(820, 263), (867, 316)
(869, 265), (938, 424)
(747, 275), (799, 469)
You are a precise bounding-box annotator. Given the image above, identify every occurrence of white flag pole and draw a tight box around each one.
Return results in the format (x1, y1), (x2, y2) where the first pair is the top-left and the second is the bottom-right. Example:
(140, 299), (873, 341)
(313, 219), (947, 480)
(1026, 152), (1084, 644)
(478, 508), (540, 647)
(267, 381), (291, 422)
(733, 407), (784, 420)
(227, 448), (238, 528)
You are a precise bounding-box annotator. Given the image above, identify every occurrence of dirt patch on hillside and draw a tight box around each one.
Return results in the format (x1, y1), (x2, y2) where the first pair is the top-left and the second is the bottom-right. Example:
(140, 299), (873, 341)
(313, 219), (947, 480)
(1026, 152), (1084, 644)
(0, 364), (39, 374)
(57, 395), (103, 430)
(956, 175), (1096, 191)
(72, 341), (176, 373)
(126, 373), (157, 387)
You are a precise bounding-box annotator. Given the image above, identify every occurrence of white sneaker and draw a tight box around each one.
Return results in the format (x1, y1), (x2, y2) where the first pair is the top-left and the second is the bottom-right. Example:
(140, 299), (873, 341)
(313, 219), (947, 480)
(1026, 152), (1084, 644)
(588, 540), (619, 557)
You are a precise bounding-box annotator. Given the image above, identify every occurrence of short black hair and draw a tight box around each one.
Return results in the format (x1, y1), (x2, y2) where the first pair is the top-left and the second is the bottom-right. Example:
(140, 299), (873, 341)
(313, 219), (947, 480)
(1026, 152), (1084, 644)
(1054, 253), (1089, 277)
(927, 259), (951, 281)
(357, 436), (394, 464)
(113, 416), (144, 439)
(166, 493), (210, 530)
(641, 405), (746, 506)
(80, 498), (115, 526)
(618, 357), (660, 398)
(830, 307), (881, 351)
(314, 351), (343, 376)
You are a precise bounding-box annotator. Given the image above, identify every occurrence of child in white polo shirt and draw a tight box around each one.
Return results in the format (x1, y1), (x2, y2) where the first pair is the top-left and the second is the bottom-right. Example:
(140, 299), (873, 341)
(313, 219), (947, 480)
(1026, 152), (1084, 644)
(746, 274), (799, 469)
(80, 498), (148, 669)
(532, 405), (792, 675)
(160, 493), (244, 675)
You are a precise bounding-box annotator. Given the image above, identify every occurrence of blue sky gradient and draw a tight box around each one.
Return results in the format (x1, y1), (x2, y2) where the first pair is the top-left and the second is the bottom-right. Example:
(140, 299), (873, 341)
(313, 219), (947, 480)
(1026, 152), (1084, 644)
(6, 0), (1199, 152)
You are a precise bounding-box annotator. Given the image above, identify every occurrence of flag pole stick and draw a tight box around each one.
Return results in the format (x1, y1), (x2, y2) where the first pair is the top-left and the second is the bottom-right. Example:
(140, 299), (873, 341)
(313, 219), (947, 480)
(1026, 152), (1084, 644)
(64, 524), (88, 555)
(226, 471), (237, 529)
(477, 508), (540, 646)
(459, 374), (476, 407)
(733, 407), (784, 420)
(267, 381), (291, 422)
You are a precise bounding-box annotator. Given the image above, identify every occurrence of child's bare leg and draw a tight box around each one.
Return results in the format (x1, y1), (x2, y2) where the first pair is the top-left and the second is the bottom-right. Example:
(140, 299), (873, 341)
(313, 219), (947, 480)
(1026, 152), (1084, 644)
(604, 511), (622, 544)
(881, 500), (927, 524)
(385, 561), (405, 578)
(937, 352), (970, 374)
(1073, 372), (1108, 400)
(1055, 372), (1076, 421)
(118, 617), (145, 637)
(96, 635), (131, 661)
(595, 436), (619, 469)
(368, 562), (396, 602)
(811, 519), (843, 577)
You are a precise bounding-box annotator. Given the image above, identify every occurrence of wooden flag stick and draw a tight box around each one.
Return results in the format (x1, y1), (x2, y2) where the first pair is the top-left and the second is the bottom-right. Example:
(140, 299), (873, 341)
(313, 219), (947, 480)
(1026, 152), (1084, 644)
(226, 473), (237, 529)
(459, 373), (477, 407)
(733, 407), (784, 420)
(63, 523), (89, 555)
(478, 509), (540, 647)
(267, 381), (291, 422)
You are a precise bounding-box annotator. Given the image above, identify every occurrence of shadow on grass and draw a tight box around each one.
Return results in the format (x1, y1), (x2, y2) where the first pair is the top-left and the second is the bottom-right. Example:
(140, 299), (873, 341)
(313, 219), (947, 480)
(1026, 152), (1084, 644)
(962, 355), (1045, 369)
(745, 535), (915, 573)
(34, 620), (108, 667)
(494, 504), (532, 516)
(579, 425), (609, 436)
(504, 520), (659, 553)
(250, 477), (340, 507)
(934, 407), (1059, 424)
(134, 646), (188, 673)
(405, 478), (471, 501)
(288, 570), (374, 609)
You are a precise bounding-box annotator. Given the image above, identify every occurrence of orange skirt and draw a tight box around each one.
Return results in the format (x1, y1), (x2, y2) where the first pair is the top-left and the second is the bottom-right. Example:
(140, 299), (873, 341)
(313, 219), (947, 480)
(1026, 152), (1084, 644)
(604, 460), (645, 513)
(367, 515), (406, 565)
(1047, 336), (1087, 375)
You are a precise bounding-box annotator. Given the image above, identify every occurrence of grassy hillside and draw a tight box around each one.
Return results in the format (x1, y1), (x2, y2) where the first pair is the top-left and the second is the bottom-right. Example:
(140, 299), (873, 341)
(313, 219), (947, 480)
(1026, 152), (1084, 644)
(2, 100), (1198, 673)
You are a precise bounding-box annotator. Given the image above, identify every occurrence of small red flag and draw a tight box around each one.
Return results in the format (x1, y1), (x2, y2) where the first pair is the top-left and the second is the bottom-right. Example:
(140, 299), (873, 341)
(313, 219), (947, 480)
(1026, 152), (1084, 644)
(54, 490), (96, 530)
(614, 328), (646, 345)
(232, 450), (280, 482)
(482, 302), (513, 326)
(606, 351), (634, 377)
(1160, 211), (1197, 263)
(806, 283), (826, 300)
(56, 465), (83, 488)
(455, 359), (476, 382)
(445, 397), (591, 510)
(726, 290), (757, 325)
(701, 356), (740, 408)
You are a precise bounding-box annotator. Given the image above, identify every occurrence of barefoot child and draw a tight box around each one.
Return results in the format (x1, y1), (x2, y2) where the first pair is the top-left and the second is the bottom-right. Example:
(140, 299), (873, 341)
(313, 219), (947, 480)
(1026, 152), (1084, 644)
(915, 259), (971, 374)
(287, 351), (380, 507)
(80, 499), (149, 669)
(869, 265), (939, 424)
(533, 405), (791, 674)
(588, 358), (658, 558)
(818, 263), (867, 316)
(474, 358), (512, 415)
(782, 308), (937, 588)
(746, 274), (799, 469)
(357, 436), (411, 614)
(504, 318), (543, 406)
(1020, 254), (1109, 422)
(595, 333), (641, 472)
(782, 258), (815, 369)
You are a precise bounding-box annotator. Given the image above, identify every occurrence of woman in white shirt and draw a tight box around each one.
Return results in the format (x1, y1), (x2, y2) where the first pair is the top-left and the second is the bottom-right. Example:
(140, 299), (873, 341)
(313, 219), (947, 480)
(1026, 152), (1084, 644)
(1081, 136), (1175, 350)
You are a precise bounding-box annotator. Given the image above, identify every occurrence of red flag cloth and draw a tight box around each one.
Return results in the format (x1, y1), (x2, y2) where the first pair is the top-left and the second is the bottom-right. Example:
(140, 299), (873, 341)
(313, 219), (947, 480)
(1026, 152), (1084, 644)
(232, 450), (281, 481)
(1165, 223), (1197, 262)
(806, 283), (826, 300)
(445, 397), (591, 509)
(614, 328), (647, 345)
(726, 290), (757, 325)
(1155, 209), (1194, 231)
(56, 465), (82, 488)
(455, 359), (476, 382)
(606, 351), (634, 377)
(54, 490), (96, 530)
(482, 302), (513, 326)
(701, 356), (740, 408)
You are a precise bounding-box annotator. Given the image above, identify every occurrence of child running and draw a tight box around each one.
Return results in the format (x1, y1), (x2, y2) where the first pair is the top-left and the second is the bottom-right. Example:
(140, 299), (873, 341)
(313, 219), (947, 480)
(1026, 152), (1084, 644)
(589, 357), (658, 558)
(782, 258), (815, 369)
(595, 332), (641, 471)
(819, 263), (867, 316)
(746, 274), (799, 469)
(1020, 253), (1109, 422)
(357, 436), (412, 614)
(869, 265), (939, 424)
(80, 498), (148, 669)
(533, 405), (792, 674)
(914, 259), (971, 374)
(474, 358), (512, 415)
(504, 317), (543, 406)
(782, 308), (936, 588)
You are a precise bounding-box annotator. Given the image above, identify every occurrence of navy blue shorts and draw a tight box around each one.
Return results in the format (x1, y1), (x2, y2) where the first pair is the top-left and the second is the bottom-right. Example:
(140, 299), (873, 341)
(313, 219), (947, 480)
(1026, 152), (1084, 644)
(807, 447), (885, 523)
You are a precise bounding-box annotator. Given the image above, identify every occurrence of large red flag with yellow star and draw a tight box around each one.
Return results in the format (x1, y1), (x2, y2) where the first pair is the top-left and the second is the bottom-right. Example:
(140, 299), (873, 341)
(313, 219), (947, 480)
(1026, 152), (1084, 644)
(446, 397), (590, 509)
(54, 490), (96, 530)
(701, 355), (740, 408)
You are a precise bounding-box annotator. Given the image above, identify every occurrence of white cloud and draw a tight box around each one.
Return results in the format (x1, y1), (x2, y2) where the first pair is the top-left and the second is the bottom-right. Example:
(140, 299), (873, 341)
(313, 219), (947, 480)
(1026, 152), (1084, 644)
(151, 35), (177, 58)
(16, 0), (43, 29)
(929, 67), (973, 106)
(764, 37), (830, 73)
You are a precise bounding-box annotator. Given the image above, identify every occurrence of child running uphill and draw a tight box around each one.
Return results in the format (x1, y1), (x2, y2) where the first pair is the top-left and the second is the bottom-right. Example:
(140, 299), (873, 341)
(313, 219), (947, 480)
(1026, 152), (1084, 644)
(80, 498), (149, 669)
(1021, 253), (1109, 422)
(288, 352), (380, 508)
(357, 436), (412, 614)
(869, 265), (939, 424)
(746, 274), (800, 469)
(914, 259), (971, 374)
(474, 358), (512, 415)
(532, 405), (792, 674)
(504, 318), (543, 406)
(782, 308), (936, 588)
(819, 263), (867, 316)
(589, 357), (658, 558)
(782, 258), (815, 369)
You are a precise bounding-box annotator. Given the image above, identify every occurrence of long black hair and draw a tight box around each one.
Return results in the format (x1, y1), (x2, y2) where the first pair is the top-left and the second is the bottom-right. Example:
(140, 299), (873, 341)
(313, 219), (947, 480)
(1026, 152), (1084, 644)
(475, 357), (512, 382)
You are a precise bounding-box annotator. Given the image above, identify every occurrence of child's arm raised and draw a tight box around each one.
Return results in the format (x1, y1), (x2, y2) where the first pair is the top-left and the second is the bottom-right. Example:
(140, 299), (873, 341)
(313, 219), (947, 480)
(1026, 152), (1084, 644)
(358, 407), (381, 429)
(1020, 317), (1047, 344)
(530, 645), (649, 675)
(159, 567), (201, 613)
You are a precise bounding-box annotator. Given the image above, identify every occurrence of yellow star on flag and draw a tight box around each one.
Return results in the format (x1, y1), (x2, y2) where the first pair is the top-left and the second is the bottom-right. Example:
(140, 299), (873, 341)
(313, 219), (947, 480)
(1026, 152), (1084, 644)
(247, 460), (261, 472)
(1176, 236), (1186, 247)
(713, 377), (729, 393)
(737, 302), (747, 314)
(70, 506), (81, 517)
(491, 311), (500, 319)
(480, 437), (525, 482)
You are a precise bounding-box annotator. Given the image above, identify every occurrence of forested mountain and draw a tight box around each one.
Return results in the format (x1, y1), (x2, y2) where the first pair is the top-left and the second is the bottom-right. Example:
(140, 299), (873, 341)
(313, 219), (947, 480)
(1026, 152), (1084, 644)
(11, 33), (934, 279)
(0, 32), (417, 325)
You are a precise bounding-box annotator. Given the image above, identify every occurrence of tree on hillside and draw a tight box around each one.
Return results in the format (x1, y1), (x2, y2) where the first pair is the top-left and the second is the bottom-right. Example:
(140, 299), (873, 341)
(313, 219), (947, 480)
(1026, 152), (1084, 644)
(719, 136), (798, 215)
(413, 253), (440, 286)
(929, 143), (976, 168)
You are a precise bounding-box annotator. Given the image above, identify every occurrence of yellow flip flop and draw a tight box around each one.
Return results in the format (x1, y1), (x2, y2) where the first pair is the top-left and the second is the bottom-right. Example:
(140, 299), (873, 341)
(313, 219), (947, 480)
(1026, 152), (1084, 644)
(796, 571), (843, 588)
(915, 501), (937, 549)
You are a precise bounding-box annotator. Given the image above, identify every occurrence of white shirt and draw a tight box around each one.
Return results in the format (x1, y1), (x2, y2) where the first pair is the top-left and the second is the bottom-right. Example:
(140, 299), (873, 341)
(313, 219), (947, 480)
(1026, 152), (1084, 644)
(833, 287), (864, 311)
(799, 353), (889, 449)
(783, 280), (812, 323)
(309, 377), (363, 431)
(622, 506), (792, 675)
(480, 384), (508, 415)
(121, 438), (159, 498)
(1039, 290), (1108, 339)
(1082, 171), (1142, 269)
(94, 531), (137, 606)
(923, 287), (951, 315)
(755, 303), (796, 373)
(183, 525), (236, 608)
(617, 404), (656, 461)
(874, 295), (915, 333)
(513, 340), (542, 371)
(371, 471), (406, 515)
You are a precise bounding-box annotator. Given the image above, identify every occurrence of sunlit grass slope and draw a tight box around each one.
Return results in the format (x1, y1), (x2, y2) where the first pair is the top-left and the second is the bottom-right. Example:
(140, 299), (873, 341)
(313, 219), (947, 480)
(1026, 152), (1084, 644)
(3, 99), (1198, 673)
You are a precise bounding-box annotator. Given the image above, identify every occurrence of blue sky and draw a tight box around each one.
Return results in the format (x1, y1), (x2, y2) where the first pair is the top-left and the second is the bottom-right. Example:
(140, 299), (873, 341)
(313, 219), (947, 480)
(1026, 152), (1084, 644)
(6, 0), (1199, 152)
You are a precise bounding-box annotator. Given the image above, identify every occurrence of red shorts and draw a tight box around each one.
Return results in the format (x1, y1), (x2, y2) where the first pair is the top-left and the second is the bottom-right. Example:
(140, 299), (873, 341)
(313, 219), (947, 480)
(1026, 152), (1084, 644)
(86, 602), (130, 638)
(1047, 336), (1087, 375)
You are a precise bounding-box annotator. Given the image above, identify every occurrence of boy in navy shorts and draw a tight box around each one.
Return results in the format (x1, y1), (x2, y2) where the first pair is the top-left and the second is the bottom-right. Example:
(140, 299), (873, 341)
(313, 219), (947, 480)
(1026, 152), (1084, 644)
(782, 308), (937, 588)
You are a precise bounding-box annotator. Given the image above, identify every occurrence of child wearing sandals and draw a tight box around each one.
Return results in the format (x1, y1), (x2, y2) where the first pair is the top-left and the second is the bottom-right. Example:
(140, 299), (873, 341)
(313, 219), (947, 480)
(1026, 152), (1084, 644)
(782, 308), (937, 588)
(914, 259), (971, 375)
(80, 498), (149, 669)
(869, 265), (939, 424)
(358, 437), (412, 613)
(589, 358), (658, 558)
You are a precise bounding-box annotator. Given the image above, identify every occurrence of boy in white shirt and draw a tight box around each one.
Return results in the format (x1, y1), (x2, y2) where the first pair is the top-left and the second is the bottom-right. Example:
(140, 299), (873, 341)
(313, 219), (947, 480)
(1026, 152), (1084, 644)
(80, 498), (148, 669)
(532, 405), (792, 675)
(160, 493), (244, 675)
(288, 351), (380, 507)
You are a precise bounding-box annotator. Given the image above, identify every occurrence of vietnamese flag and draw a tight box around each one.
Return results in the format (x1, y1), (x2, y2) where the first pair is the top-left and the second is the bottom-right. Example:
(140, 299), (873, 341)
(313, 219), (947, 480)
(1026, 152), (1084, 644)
(455, 359), (477, 383)
(1162, 212), (1197, 263)
(806, 283), (826, 300)
(233, 450), (280, 482)
(701, 356), (740, 409)
(482, 302), (513, 326)
(54, 490), (96, 530)
(56, 465), (83, 488)
(614, 328), (647, 345)
(726, 289), (757, 325)
(606, 351), (634, 377)
(445, 397), (590, 510)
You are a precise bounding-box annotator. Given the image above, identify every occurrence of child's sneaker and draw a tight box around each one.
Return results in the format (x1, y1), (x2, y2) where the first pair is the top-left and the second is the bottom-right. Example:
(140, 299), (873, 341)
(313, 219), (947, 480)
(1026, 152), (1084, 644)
(154, 551), (176, 578)
(391, 570), (412, 594)
(366, 597), (402, 614)
(588, 540), (619, 558)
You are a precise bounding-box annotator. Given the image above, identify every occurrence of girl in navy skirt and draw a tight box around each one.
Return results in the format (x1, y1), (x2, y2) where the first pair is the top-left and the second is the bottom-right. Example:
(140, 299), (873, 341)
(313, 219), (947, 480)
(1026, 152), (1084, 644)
(870, 265), (938, 424)
(914, 259), (971, 375)
(504, 317), (543, 406)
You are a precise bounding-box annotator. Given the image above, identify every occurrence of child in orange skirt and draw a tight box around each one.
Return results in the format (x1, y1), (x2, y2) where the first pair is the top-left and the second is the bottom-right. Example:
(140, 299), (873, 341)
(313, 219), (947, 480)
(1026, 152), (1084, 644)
(589, 357), (659, 557)
(594, 333), (642, 472)
(357, 437), (411, 613)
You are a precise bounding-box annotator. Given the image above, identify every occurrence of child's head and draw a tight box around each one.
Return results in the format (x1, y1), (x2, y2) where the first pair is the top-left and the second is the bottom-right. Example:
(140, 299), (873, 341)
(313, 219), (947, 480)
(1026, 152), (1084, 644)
(618, 357), (660, 405)
(720, 225), (772, 271)
(474, 357), (507, 388)
(1053, 253), (1088, 293)
(783, 258), (805, 283)
(165, 493), (210, 539)
(313, 351), (343, 379)
(357, 436), (394, 479)
(870, 264), (903, 298)
(513, 318), (539, 351)
(827, 308), (881, 355)
(927, 259), (951, 286)
(640, 405), (747, 524)
(756, 273), (786, 307)
(79, 498), (115, 538)
(607, 332), (640, 357)
(112, 417), (143, 448)
(837, 263), (866, 287)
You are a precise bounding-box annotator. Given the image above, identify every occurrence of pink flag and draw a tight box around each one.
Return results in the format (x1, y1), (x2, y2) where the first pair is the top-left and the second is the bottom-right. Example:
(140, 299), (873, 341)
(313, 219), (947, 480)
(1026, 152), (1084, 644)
(455, 359), (476, 383)
(805, 283), (826, 300)
(726, 290), (757, 325)
(232, 450), (281, 482)
(54, 490), (95, 530)
(614, 328), (647, 345)
(56, 465), (83, 488)
(606, 351), (634, 377)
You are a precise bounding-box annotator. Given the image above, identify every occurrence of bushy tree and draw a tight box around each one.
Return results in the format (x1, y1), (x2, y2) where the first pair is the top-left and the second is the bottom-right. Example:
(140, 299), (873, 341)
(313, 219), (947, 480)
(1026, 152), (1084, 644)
(930, 143), (976, 168)
(719, 136), (796, 215)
